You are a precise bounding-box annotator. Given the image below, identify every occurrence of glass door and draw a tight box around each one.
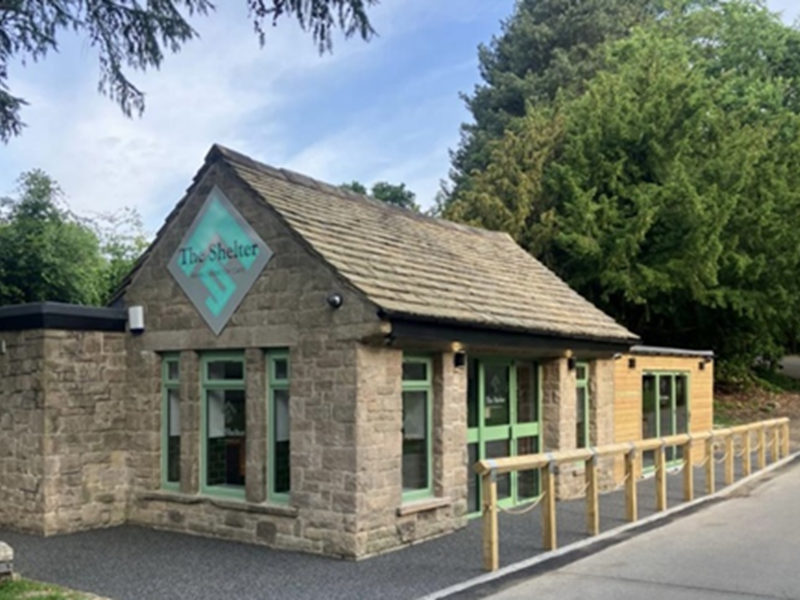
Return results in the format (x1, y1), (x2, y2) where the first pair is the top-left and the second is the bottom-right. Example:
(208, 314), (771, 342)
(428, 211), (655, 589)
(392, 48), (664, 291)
(641, 372), (690, 469)
(467, 358), (541, 514)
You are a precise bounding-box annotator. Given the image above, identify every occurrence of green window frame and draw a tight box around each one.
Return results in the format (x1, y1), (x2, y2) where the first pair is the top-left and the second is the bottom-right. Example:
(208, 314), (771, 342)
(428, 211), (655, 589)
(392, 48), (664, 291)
(401, 355), (433, 502)
(642, 371), (691, 467)
(576, 362), (590, 449)
(161, 354), (181, 490)
(200, 352), (247, 499)
(268, 351), (291, 502)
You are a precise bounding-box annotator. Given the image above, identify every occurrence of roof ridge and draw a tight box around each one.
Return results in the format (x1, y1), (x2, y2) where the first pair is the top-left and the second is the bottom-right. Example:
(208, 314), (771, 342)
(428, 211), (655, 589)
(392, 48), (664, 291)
(208, 143), (505, 239)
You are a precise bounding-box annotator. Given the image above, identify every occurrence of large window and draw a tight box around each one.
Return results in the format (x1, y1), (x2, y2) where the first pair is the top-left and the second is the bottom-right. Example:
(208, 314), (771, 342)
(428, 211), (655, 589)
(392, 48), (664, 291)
(269, 351), (291, 501)
(402, 356), (433, 501)
(162, 355), (181, 489)
(576, 362), (590, 449)
(201, 354), (246, 497)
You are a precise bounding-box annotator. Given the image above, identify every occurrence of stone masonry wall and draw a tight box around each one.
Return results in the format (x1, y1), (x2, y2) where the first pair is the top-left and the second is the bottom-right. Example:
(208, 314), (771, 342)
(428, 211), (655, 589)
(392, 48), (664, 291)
(40, 330), (129, 534)
(0, 330), (46, 533)
(542, 357), (618, 499)
(124, 162), (383, 558)
(354, 347), (468, 557)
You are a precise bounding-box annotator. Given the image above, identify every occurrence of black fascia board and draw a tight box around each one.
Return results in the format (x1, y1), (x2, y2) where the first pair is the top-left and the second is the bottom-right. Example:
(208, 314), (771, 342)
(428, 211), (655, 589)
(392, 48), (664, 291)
(0, 302), (127, 332)
(387, 315), (637, 355)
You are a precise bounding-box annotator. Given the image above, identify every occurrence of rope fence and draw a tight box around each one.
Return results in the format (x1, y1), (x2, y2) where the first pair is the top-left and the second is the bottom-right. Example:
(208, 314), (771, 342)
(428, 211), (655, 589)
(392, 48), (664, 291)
(476, 417), (791, 572)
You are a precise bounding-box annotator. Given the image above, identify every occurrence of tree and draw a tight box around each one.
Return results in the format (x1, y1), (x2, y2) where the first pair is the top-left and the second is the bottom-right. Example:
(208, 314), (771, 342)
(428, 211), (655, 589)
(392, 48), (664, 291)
(0, 0), (377, 142)
(0, 170), (106, 305)
(341, 180), (420, 211)
(92, 206), (149, 303)
(445, 0), (800, 372)
(0, 170), (148, 306)
(448, 0), (662, 198)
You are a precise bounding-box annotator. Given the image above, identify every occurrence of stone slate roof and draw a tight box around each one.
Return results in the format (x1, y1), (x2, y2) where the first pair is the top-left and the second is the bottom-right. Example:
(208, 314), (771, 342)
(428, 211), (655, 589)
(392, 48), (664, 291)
(208, 145), (637, 344)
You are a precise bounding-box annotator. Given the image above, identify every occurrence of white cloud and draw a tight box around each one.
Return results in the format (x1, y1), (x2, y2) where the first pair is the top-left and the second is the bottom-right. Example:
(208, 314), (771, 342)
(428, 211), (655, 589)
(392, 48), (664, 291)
(0, 0), (513, 226)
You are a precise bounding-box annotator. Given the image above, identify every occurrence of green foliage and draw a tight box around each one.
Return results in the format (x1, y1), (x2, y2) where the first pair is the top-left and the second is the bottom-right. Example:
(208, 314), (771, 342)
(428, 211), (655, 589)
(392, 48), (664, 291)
(449, 0), (662, 192)
(0, 170), (146, 306)
(0, 578), (90, 600)
(340, 180), (368, 195)
(0, 170), (105, 305)
(0, 0), (376, 142)
(341, 180), (420, 211)
(445, 0), (800, 371)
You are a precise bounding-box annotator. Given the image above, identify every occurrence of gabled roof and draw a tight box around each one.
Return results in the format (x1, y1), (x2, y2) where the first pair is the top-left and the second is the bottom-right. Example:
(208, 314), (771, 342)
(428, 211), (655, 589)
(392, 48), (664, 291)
(211, 145), (637, 345)
(114, 145), (637, 344)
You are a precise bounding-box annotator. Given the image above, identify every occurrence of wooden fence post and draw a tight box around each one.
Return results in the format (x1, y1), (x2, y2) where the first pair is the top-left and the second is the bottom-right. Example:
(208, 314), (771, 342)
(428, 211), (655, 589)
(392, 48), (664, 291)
(705, 436), (715, 495)
(725, 435), (734, 486)
(683, 438), (694, 502)
(783, 422), (791, 458)
(625, 447), (637, 523)
(541, 461), (557, 551)
(743, 431), (752, 477)
(585, 454), (599, 536)
(655, 443), (667, 512)
(758, 427), (767, 470)
(482, 471), (499, 572)
(771, 427), (780, 463)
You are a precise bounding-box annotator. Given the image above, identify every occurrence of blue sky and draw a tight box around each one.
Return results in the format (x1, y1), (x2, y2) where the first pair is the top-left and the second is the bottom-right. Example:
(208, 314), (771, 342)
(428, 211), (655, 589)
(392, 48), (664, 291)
(1, 0), (798, 232)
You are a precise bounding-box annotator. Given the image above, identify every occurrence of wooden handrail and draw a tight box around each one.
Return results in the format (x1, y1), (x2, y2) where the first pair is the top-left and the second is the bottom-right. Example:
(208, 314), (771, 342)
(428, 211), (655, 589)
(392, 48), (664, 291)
(477, 417), (790, 572)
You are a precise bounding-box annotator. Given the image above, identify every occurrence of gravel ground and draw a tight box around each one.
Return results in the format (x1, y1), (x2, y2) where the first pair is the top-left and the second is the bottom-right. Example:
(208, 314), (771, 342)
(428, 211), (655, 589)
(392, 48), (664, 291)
(0, 459), (751, 600)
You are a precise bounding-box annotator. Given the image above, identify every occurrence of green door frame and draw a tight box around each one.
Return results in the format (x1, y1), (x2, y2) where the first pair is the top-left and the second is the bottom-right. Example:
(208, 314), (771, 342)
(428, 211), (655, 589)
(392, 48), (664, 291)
(642, 371), (691, 467)
(468, 357), (542, 513)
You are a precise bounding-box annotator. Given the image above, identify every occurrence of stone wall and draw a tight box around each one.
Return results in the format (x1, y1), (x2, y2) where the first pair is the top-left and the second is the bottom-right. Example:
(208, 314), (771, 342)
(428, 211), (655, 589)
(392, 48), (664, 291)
(41, 330), (128, 534)
(542, 357), (618, 499)
(0, 331), (46, 533)
(353, 347), (468, 557)
(123, 162), (382, 558)
(0, 328), (128, 535)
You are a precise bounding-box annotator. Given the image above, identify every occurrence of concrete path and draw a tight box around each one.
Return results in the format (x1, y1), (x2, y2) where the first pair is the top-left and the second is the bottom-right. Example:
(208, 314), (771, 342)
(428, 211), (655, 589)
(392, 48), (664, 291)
(484, 460), (800, 600)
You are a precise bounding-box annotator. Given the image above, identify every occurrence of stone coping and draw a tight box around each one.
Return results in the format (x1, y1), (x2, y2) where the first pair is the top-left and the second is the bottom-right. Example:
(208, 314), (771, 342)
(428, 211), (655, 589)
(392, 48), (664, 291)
(138, 491), (298, 518)
(396, 497), (452, 517)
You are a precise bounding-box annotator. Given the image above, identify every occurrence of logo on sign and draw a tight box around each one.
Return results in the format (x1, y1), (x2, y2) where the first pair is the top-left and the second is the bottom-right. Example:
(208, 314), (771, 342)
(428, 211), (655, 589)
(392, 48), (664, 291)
(168, 187), (272, 335)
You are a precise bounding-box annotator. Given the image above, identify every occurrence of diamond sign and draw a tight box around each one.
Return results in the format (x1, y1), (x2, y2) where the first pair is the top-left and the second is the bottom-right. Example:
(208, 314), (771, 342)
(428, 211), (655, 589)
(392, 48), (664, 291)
(168, 186), (273, 335)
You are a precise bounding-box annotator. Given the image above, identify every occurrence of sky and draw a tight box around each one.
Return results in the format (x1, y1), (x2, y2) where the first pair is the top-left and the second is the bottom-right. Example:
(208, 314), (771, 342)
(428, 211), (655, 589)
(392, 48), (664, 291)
(1, 0), (799, 233)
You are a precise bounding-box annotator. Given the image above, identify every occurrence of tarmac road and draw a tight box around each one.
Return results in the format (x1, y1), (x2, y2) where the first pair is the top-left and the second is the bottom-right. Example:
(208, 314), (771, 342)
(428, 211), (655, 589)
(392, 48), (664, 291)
(485, 460), (800, 600)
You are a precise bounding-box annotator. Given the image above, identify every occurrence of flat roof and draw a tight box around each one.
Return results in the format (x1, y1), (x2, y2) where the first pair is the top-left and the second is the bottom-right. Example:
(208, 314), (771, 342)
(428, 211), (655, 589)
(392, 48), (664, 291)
(0, 302), (127, 332)
(630, 345), (714, 359)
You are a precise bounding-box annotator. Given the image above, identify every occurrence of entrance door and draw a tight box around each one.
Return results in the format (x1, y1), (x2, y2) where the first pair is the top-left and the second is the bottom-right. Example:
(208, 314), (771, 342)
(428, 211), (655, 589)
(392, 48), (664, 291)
(642, 372), (690, 469)
(467, 358), (541, 514)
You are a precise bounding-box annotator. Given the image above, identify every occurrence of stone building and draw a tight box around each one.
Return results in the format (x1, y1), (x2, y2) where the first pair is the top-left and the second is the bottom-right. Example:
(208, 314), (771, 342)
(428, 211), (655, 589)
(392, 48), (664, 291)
(0, 145), (712, 559)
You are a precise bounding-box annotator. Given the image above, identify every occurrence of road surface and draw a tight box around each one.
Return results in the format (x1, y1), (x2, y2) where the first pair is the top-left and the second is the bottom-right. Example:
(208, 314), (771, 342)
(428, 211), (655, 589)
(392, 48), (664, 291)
(486, 460), (800, 600)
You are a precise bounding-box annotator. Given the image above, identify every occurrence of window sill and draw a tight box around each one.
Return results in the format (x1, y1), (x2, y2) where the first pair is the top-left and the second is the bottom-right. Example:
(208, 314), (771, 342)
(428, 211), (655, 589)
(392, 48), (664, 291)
(139, 491), (298, 518)
(396, 497), (451, 517)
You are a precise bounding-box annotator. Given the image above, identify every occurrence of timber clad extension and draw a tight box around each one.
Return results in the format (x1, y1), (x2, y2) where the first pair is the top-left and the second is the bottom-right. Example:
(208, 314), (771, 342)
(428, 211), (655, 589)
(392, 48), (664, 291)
(0, 145), (713, 560)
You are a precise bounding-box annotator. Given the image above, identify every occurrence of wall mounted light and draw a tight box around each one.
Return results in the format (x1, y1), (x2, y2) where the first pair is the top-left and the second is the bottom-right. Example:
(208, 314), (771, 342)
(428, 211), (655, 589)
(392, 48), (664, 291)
(128, 306), (145, 334)
(699, 361), (706, 371)
(628, 357), (637, 370)
(567, 357), (577, 371)
(454, 352), (466, 368)
(326, 293), (343, 309)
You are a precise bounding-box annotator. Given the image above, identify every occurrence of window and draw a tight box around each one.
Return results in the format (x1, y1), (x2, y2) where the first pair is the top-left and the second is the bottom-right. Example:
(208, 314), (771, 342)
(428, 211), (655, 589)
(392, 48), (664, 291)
(162, 355), (181, 489)
(269, 351), (290, 501)
(201, 354), (246, 498)
(642, 372), (690, 467)
(576, 362), (590, 449)
(402, 356), (433, 501)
